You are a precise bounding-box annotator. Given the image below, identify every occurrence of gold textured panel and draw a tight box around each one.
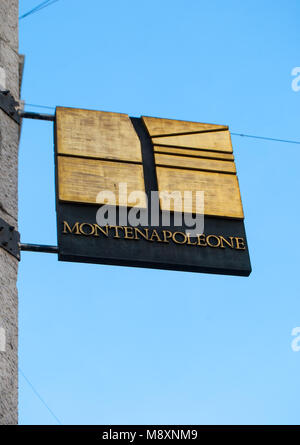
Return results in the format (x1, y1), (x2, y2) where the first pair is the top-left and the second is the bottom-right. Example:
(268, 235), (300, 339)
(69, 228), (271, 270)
(56, 109), (243, 219)
(154, 153), (236, 174)
(148, 117), (241, 217)
(58, 156), (146, 207)
(153, 146), (234, 161)
(156, 167), (243, 218)
(56, 107), (142, 162)
(142, 116), (227, 137)
(153, 130), (232, 152)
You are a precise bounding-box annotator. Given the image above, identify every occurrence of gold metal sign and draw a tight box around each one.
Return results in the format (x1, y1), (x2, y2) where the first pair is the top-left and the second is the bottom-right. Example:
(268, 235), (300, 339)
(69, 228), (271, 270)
(142, 116), (243, 218)
(54, 106), (251, 276)
(56, 107), (146, 207)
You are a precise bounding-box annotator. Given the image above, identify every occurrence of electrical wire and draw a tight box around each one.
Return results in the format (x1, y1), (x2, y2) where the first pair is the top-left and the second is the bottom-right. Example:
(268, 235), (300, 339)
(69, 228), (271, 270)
(19, 367), (62, 425)
(25, 103), (56, 110)
(23, 103), (300, 145)
(231, 132), (300, 145)
(19, 0), (59, 20)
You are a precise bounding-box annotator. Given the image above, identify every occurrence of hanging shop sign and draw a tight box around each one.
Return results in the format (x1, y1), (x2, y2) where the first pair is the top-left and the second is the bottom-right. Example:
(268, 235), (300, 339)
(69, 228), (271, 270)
(54, 107), (251, 276)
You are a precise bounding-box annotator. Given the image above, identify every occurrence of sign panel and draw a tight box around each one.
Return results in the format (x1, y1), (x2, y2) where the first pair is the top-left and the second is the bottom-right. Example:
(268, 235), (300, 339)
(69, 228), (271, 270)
(55, 107), (251, 276)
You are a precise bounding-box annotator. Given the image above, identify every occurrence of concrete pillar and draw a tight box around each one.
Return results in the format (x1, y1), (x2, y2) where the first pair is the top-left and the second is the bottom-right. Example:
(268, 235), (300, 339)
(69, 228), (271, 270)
(0, 0), (20, 425)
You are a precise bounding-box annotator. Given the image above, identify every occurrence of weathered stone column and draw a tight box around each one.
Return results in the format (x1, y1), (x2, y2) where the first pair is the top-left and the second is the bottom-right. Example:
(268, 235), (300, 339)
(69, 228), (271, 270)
(0, 0), (20, 425)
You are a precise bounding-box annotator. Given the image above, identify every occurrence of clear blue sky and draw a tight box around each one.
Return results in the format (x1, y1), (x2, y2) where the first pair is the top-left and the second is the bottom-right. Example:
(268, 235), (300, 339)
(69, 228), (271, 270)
(18, 0), (300, 424)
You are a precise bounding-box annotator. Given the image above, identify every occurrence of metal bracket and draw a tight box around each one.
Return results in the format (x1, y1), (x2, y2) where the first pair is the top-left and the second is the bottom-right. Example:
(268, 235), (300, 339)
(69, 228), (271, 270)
(0, 89), (20, 124)
(20, 243), (58, 254)
(0, 217), (20, 260)
(19, 110), (55, 122)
